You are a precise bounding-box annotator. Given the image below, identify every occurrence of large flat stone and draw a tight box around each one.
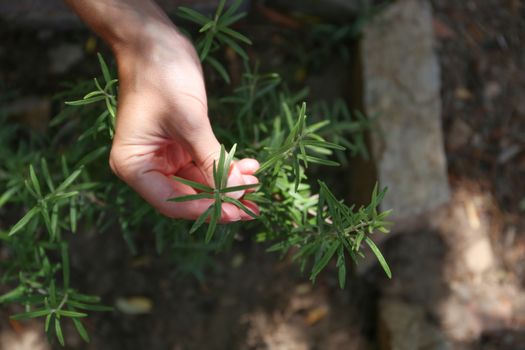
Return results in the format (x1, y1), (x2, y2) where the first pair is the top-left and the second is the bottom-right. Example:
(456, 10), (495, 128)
(378, 298), (451, 350)
(361, 0), (450, 219)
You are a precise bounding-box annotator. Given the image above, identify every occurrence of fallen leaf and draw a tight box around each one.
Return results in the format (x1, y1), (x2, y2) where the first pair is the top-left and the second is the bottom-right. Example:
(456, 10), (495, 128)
(116, 297), (153, 315)
(294, 283), (312, 295)
(256, 3), (301, 29)
(231, 253), (244, 268)
(84, 35), (97, 54)
(9, 319), (24, 334)
(130, 255), (151, 268)
(464, 199), (480, 229)
(455, 87), (473, 100)
(433, 18), (455, 39)
(304, 306), (328, 326)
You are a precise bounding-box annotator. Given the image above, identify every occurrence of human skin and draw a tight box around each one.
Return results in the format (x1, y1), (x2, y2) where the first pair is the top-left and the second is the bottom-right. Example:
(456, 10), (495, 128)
(63, 0), (259, 222)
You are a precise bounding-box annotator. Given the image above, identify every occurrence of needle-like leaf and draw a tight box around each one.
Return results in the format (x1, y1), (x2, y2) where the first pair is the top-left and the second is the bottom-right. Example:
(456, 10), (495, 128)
(177, 7), (210, 25)
(219, 183), (259, 193)
(97, 53), (112, 84)
(41, 158), (55, 192)
(56, 167), (83, 192)
(205, 203), (220, 242)
(216, 144), (227, 188)
(61, 243), (70, 289)
(29, 164), (41, 197)
(9, 206), (39, 236)
(67, 300), (113, 312)
(56, 310), (87, 318)
(222, 144), (237, 189)
(222, 197), (257, 218)
(365, 237), (392, 279)
(10, 309), (51, 320)
(190, 205), (214, 234)
(172, 176), (213, 192)
(310, 241), (339, 281)
(73, 317), (90, 343)
(65, 96), (105, 106)
(55, 318), (65, 346)
(168, 193), (214, 202)
(205, 56), (231, 84)
(221, 27), (252, 45)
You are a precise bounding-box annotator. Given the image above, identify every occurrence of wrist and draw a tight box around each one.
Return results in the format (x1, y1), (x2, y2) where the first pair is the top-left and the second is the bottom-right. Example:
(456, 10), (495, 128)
(65, 0), (179, 61)
(112, 18), (175, 58)
(113, 23), (197, 70)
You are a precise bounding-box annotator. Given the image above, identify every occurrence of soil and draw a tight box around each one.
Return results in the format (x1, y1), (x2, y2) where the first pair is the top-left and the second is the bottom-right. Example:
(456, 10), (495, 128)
(432, 0), (525, 270)
(1, 0), (525, 349)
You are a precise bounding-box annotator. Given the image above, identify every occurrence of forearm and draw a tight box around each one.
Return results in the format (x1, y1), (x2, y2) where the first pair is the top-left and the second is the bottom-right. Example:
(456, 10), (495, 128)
(64, 0), (176, 57)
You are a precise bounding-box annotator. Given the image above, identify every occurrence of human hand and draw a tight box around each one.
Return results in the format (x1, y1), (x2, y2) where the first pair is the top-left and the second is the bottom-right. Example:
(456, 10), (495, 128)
(108, 26), (259, 222)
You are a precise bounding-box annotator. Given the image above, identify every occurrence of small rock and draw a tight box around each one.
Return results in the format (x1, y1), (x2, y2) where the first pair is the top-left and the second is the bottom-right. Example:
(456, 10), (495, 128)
(5, 96), (51, 132)
(497, 144), (522, 164)
(379, 298), (451, 350)
(48, 43), (83, 74)
(484, 81), (502, 100)
(514, 94), (525, 115)
(440, 296), (483, 341)
(37, 29), (53, 40)
(464, 238), (494, 274)
(447, 119), (473, 150)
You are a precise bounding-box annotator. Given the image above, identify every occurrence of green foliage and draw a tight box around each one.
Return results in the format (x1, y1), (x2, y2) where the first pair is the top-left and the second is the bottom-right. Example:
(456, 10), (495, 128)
(0, 0), (391, 346)
(170, 144), (258, 242)
(293, 1), (391, 71)
(178, 0), (251, 82)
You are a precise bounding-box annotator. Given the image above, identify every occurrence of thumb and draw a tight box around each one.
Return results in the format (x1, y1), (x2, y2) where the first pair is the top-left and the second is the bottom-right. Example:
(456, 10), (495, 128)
(184, 127), (247, 196)
(183, 125), (221, 188)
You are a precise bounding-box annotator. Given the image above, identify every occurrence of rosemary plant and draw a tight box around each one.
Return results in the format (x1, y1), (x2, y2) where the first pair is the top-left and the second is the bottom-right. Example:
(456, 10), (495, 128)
(0, 0), (391, 345)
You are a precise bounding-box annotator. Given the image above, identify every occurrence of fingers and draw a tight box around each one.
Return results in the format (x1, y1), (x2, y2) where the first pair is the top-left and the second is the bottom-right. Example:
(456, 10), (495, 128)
(226, 163), (245, 199)
(236, 158), (260, 175)
(170, 161), (260, 219)
(176, 158), (260, 197)
(185, 130), (260, 190)
(183, 126), (222, 188)
(218, 202), (243, 223)
(110, 142), (260, 222)
(242, 175), (259, 192)
(128, 170), (208, 219)
(176, 162), (207, 185)
(121, 169), (255, 222)
(239, 200), (260, 220)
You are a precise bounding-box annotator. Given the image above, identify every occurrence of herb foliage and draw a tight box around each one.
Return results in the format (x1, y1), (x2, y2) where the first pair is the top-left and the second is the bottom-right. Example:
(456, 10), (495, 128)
(0, 0), (391, 345)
